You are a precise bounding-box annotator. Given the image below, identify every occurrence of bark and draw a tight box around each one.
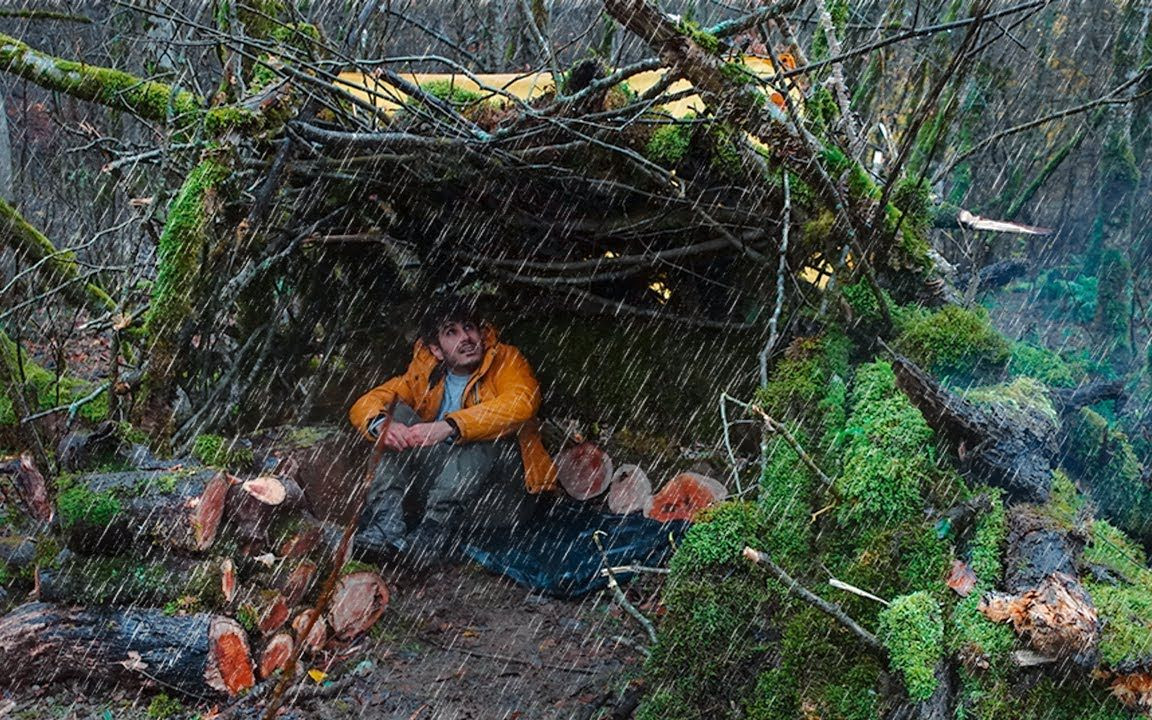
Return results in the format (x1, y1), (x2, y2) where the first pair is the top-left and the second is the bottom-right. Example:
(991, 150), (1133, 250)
(59, 468), (231, 554)
(0, 198), (115, 314)
(890, 352), (1055, 502)
(37, 553), (230, 608)
(224, 474), (307, 548)
(0, 33), (202, 123)
(0, 602), (254, 697)
(0, 452), (52, 523)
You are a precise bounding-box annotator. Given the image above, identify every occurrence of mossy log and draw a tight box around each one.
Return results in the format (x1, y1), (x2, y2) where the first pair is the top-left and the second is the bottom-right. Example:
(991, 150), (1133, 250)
(978, 505), (1099, 666)
(0, 198), (115, 314)
(0, 33), (202, 123)
(37, 553), (232, 608)
(0, 602), (254, 697)
(58, 468), (230, 554)
(889, 352), (1055, 502)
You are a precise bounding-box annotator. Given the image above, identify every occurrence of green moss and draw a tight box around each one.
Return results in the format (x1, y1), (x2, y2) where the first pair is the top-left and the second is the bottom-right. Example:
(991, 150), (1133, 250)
(0, 329), (109, 425)
(146, 693), (183, 720)
(1094, 247), (1132, 345)
(835, 362), (936, 527)
(1084, 519), (1148, 578)
(1088, 583), (1152, 666)
(639, 501), (778, 718)
(878, 591), (944, 702)
(644, 122), (693, 166)
(678, 20), (721, 54)
(894, 305), (1011, 379)
(235, 604), (258, 633)
(963, 377), (1060, 428)
(203, 106), (262, 135)
(419, 79), (486, 106)
(0, 34), (201, 123)
(1008, 342), (1077, 387)
(56, 484), (121, 530)
(888, 177), (933, 265)
(950, 490), (1015, 671)
(145, 159), (231, 370)
(191, 433), (253, 468)
(1063, 408), (1151, 542)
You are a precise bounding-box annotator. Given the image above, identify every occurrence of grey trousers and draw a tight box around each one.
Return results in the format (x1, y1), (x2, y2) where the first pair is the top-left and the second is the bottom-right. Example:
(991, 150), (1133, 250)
(358, 402), (529, 552)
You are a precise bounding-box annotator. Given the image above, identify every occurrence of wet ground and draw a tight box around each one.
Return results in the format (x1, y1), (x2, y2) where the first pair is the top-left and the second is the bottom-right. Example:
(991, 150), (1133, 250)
(2, 561), (652, 720)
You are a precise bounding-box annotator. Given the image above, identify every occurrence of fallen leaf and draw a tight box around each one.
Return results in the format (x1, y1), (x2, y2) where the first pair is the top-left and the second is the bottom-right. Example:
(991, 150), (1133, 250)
(307, 668), (328, 684)
(117, 651), (149, 672)
(947, 560), (979, 597)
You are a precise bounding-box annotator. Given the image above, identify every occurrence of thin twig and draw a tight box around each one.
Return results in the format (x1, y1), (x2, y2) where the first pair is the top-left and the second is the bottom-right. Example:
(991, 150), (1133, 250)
(722, 393), (837, 492)
(593, 531), (658, 644)
(743, 546), (885, 655)
(759, 172), (791, 387)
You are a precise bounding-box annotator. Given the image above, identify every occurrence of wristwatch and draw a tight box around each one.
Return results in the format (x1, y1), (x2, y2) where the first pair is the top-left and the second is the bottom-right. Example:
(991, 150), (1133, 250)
(444, 417), (461, 443)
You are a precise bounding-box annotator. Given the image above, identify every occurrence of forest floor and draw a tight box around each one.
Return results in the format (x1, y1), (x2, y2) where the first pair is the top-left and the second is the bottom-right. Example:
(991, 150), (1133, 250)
(2, 559), (651, 720)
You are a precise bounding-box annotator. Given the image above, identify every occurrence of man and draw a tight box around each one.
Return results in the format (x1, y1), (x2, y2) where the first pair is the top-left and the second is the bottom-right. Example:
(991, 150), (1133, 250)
(348, 298), (557, 567)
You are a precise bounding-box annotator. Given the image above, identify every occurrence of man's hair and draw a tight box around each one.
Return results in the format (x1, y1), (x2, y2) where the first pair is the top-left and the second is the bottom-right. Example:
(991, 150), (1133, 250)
(419, 296), (483, 347)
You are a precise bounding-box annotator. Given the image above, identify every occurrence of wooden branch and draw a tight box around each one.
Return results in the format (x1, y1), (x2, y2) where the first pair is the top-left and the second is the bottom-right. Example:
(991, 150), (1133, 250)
(0, 33), (202, 123)
(743, 546), (885, 655)
(0, 198), (115, 314)
(594, 531), (658, 644)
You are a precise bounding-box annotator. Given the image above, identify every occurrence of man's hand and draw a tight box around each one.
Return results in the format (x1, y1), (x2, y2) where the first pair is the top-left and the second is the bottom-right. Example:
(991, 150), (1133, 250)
(379, 422), (411, 451)
(402, 421), (455, 447)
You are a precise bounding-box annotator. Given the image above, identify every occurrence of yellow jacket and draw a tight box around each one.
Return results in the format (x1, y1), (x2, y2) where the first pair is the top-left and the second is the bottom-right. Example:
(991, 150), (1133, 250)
(348, 325), (558, 494)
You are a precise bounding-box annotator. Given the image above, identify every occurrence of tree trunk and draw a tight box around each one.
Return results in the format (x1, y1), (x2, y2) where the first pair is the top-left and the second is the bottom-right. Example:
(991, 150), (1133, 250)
(0, 602), (254, 697)
(59, 468), (230, 554)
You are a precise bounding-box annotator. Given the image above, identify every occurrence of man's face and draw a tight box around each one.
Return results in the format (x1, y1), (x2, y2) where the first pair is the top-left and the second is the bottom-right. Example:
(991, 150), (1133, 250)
(429, 320), (484, 373)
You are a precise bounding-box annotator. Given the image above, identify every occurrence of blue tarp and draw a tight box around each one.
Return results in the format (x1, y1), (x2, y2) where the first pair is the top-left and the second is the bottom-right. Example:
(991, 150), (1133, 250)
(462, 500), (689, 598)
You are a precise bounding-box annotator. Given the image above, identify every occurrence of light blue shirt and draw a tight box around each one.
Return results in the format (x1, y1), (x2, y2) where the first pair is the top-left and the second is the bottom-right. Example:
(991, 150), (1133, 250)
(437, 371), (470, 420)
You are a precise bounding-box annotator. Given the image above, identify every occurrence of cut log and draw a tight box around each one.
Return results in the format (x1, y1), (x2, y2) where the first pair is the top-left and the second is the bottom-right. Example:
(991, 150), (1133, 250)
(646, 471), (728, 522)
(0, 602), (254, 697)
(607, 464), (653, 515)
(257, 592), (290, 635)
(241, 475), (305, 507)
(978, 506), (1099, 666)
(259, 631), (294, 679)
(327, 571), (390, 640)
(37, 552), (230, 608)
(279, 559), (317, 606)
(556, 443), (613, 500)
(0, 452), (53, 523)
(224, 475), (308, 549)
(278, 521), (322, 559)
(221, 558), (237, 603)
(58, 468), (230, 554)
(889, 353), (1054, 502)
(292, 608), (328, 653)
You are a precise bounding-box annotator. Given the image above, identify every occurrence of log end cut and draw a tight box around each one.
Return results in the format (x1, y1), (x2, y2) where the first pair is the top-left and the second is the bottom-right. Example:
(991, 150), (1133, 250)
(206, 617), (256, 696)
(646, 471), (727, 522)
(556, 443), (613, 500)
(327, 571), (390, 640)
(259, 632), (295, 679)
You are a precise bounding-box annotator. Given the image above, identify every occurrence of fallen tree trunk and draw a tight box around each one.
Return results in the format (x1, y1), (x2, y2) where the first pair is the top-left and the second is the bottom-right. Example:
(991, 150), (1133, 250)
(889, 352), (1054, 502)
(58, 469), (231, 554)
(979, 506), (1099, 666)
(0, 602), (254, 697)
(38, 553), (231, 608)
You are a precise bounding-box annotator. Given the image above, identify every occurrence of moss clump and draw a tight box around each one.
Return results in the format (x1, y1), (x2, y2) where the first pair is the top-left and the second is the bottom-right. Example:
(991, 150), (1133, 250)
(678, 20), (721, 54)
(756, 332), (849, 438)
(145, 158), (231, 371)
(1, 329), (109, 425)
(963, 376), (1060, 428)
(203, 106), (263, 135)
(1008, 342), (1077, 387)
(637, 501), (776, 719)
(950, 490), (1015, 671)
(191, 434), (254, 468)
(895, 305), (1011, 379)
(1084, 519), (1147, 578)
(835, 362), (936, 527)
(1087, 583), (1152, 666)
(644, 122), (694, 166)
(56, 484), (121, 530)
(1063, 408), (1151, 542)
(146, 693), (183, 720)
(889, 177), (933, 265)
(419, 79), (486, 106)
(878, 591), (944, 701)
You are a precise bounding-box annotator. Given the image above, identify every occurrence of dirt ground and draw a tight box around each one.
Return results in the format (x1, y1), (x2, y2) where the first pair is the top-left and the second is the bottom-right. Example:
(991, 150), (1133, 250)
(0, 561), (651, 720)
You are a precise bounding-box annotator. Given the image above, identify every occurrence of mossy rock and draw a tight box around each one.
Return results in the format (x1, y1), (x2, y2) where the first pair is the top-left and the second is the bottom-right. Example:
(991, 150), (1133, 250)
(191, 433), (254, 469)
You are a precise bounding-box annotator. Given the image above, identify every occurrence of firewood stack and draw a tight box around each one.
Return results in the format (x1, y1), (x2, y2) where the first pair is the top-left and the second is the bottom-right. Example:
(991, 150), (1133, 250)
(0, 454), (390, 698)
